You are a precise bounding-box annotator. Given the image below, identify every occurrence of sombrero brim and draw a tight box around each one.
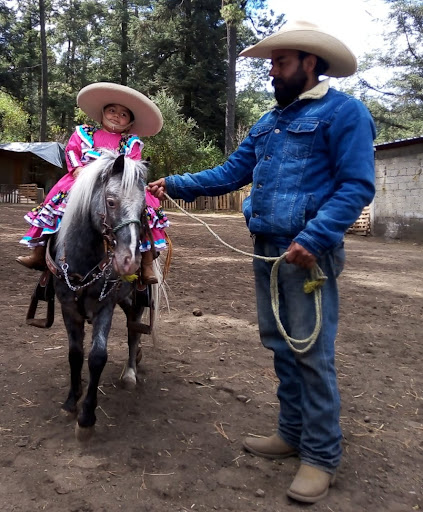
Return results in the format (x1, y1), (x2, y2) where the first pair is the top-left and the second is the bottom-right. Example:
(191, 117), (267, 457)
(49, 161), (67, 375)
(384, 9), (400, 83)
(239, 22), (357, 78)
(77, 83), (163, 136)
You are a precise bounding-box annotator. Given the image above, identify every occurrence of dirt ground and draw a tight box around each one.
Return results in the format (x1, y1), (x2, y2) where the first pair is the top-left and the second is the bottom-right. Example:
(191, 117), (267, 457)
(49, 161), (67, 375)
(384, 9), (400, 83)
(0, 204), (422, 512)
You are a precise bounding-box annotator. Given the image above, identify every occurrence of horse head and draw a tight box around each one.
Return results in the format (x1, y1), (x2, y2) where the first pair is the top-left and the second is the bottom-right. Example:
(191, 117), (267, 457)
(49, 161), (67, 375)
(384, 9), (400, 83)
(101, 154), (148, 276)
(56, 151), (149, 277)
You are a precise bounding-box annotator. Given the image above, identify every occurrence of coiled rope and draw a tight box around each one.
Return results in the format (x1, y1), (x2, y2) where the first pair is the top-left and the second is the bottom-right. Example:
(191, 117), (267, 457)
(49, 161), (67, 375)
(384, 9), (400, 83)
(163, 193), (326, 354)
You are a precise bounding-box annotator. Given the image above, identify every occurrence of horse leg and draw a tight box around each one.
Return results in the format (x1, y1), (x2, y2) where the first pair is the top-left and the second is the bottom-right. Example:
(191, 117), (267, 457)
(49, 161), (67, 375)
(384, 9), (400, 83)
(61, 306), (85, 417)
(75, 305), (113, 442)
(119, 297), (144, 389)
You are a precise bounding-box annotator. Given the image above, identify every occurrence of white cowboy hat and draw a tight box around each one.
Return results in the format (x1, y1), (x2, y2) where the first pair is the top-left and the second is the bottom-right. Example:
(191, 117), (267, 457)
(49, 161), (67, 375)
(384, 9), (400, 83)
(77, 82), (163, 136)
(239, 20), (357, 78)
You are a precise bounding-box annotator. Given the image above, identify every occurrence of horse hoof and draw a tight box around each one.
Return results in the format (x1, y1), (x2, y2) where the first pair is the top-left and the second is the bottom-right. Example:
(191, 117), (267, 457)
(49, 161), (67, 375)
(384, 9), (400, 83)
(75, 423), (95, 442)
(121, 367), (137, 390)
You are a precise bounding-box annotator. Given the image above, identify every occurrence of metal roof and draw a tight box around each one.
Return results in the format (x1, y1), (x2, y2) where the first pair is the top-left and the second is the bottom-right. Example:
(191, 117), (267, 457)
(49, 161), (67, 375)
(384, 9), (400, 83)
(0, 142), (65, 168)
(374, 136), (423, 151)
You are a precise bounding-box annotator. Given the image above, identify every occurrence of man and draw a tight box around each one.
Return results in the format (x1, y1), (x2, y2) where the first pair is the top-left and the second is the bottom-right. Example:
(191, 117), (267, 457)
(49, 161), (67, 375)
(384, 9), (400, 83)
(148, 21), (375, 503)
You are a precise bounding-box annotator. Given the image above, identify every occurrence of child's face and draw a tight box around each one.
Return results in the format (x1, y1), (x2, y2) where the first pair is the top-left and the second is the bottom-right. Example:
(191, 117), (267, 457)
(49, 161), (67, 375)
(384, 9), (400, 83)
(103, 104), (132, 128)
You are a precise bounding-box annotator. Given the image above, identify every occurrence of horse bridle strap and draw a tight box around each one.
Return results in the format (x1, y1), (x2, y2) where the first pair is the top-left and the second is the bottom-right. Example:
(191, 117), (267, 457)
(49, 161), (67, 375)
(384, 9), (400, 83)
(45, 238), (111, 282)
(113, 219), (141, 233)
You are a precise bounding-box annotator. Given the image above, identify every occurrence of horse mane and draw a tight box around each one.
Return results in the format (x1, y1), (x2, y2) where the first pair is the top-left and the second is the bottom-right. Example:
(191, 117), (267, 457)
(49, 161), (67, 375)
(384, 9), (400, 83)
(56, 151), (147, 247)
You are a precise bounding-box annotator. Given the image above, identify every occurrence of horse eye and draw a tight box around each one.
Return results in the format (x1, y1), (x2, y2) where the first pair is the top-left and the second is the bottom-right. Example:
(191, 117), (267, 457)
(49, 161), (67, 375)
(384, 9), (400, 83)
(107, 198), (116, 208)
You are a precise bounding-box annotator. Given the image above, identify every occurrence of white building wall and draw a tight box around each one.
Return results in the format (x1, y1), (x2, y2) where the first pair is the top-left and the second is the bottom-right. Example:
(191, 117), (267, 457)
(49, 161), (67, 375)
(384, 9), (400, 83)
(374, 142), (423, 241)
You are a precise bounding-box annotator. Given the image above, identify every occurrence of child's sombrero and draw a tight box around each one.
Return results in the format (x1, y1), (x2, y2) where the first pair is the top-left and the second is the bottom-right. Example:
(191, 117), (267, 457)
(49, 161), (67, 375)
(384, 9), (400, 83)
(77, 82), (163, 136)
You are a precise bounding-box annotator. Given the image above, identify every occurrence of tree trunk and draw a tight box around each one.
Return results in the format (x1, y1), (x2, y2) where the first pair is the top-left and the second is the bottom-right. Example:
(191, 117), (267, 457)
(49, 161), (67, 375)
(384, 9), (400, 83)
(121, 0), (128, 85)
(39, 0), (48, 141)
(225, 22), (237, 156)
(183, 0), (193, 116)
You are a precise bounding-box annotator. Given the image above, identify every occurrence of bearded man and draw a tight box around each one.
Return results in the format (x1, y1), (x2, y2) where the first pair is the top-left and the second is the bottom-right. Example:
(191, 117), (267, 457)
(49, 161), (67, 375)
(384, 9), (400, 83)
(148, 21), (376, 504)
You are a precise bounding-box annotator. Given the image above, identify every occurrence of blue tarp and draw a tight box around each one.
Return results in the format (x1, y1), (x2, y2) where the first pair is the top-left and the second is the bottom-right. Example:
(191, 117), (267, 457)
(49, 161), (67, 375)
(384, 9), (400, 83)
(0, 142), (65, 168)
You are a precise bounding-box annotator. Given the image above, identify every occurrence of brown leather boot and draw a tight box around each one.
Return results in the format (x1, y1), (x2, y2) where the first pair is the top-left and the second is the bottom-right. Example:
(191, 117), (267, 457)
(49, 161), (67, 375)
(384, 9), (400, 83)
(287, 464), (336, 503)
(16, 245), (47, 271)
(243, 433), (297, 459)
(141, 250), (158, 284)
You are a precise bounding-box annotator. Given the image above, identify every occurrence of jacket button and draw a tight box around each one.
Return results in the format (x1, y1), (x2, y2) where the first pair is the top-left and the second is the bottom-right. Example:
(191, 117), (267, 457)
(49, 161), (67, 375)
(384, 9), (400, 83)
(253, 213), (259, 218)
(257, 183), (262, 188)
(265, 155), (271, 160)
(274, 128), (280, 134)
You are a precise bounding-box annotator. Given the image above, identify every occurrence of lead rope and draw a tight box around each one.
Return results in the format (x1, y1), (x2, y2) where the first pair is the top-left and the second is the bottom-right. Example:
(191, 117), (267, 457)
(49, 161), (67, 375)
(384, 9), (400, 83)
(163, 193), (327, 354)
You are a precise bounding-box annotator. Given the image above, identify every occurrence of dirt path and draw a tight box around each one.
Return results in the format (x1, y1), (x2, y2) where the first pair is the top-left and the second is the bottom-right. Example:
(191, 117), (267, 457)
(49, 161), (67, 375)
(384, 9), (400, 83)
(0, 204), (422, 512)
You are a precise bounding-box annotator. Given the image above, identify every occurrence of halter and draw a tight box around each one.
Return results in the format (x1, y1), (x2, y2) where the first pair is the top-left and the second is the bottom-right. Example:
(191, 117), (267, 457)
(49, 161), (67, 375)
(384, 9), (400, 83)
(113, 218), (141, 233)
(46, 209), (145, 301)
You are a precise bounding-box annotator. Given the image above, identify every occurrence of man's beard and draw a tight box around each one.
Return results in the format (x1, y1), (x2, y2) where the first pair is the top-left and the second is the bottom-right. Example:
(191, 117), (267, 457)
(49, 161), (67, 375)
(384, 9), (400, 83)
(272, 65), (308, 107)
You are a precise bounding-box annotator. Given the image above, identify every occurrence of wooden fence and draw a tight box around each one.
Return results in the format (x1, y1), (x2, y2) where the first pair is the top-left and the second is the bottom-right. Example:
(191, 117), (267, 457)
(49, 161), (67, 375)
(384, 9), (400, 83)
(0, 184), (19, 203)
(0, 184), (44, 204)
(163, 190), (372, 237)
(161, 189), (249, 212)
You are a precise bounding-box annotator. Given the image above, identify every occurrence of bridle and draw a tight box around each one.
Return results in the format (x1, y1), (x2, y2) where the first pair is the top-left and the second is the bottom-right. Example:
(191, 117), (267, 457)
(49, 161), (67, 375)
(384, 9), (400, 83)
(46, 190), (145, 300)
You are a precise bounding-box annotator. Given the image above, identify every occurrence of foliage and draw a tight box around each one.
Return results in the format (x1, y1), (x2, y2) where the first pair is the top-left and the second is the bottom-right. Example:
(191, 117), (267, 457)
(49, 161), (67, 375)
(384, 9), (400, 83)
(353, 0), (423, 142)
(0, 0), (285, 150)
(236, 5), (285, 91)
(236, 85), (273, 124)
(132, 0), (227, 148)
(0, 90), (30, 142)
(141, 91), (224, 181)
(221, 1), (246, 25)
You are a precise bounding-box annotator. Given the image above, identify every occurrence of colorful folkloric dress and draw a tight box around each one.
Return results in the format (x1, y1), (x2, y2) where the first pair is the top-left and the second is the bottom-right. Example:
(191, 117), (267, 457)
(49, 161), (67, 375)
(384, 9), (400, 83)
(20, 125), (169, 252)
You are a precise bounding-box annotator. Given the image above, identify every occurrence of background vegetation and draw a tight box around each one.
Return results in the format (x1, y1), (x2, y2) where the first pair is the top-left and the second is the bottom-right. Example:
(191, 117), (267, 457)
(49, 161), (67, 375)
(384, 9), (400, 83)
(0, 0), (422, 180)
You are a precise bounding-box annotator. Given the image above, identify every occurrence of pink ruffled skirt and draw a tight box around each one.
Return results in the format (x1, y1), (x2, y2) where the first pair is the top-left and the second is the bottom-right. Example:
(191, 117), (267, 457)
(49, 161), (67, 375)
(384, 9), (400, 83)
(20, 175), (168, 252)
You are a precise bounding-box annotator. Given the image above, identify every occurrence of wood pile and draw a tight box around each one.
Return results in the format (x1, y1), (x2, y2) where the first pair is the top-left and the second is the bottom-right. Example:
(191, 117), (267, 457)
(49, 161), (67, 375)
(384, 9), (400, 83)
(347, 206), (371, 236)
(18, 184), (39, 204)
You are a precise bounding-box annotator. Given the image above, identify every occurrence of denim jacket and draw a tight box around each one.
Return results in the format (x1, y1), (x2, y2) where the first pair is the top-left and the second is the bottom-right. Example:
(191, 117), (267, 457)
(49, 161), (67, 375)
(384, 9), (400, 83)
(165, 84), (376, 256)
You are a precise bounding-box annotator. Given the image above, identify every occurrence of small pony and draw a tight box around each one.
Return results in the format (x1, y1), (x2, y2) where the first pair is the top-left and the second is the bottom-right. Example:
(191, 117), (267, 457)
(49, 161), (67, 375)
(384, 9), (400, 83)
(50, 151), (161, 441)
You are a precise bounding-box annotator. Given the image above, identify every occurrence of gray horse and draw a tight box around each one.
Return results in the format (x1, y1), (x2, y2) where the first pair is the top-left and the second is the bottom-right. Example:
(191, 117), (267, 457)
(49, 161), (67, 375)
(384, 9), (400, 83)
(52, 151), (159, 441)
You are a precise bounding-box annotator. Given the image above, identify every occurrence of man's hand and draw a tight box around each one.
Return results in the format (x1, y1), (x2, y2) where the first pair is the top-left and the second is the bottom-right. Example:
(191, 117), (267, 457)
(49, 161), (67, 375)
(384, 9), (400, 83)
(148, 178), (167, 200)
(285, 242), (316, 269)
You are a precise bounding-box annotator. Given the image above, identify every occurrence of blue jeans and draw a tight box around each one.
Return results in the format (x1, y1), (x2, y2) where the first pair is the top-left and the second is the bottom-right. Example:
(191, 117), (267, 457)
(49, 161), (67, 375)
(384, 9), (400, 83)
(253, 237), (345, 473)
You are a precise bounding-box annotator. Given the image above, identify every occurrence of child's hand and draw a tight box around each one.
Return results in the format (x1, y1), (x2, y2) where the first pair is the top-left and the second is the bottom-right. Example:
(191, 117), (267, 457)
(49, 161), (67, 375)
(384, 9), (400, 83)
(148, 178), (166, 200)
(73, 166), (83, 178)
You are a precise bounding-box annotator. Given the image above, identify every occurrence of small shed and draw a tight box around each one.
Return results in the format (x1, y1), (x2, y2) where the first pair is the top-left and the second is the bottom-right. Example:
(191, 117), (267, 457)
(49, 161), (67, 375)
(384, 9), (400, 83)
(373, 137), (423, 242)
(0, 142), (66, 194)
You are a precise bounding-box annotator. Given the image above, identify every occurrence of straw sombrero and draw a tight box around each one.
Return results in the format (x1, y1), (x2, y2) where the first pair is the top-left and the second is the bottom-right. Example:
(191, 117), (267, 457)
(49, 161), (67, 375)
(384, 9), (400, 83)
(77, 82), (163, 136)
(239, 21), (357, 78)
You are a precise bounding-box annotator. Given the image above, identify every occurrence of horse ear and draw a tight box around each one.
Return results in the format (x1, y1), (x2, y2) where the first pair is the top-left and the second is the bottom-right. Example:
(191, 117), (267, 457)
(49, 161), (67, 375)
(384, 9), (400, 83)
(112, 154), (125, 175)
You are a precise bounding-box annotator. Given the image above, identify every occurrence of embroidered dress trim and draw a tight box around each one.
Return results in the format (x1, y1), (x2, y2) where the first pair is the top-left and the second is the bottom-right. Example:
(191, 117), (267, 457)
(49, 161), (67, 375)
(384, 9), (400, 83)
(146, 205), (170, 230)
(140, 238), (167, 252)
(67, 150), (80, 168)
(84, 149), (101, 159)
(124, 136), (144, 155)
(76, 124), (95, 147)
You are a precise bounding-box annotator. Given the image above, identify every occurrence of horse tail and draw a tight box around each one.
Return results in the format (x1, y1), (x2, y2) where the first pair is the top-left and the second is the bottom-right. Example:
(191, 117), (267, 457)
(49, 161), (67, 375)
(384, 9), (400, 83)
(162, 232), (173, 281)
(150, 258), (168, 345)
